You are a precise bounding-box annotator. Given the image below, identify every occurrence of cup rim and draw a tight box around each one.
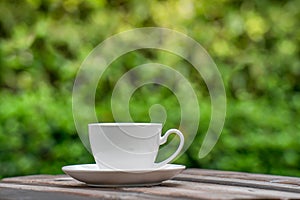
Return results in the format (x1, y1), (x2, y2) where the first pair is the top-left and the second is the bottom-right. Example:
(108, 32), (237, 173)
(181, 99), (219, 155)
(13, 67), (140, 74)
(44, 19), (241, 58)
(88, 122), (162, 127)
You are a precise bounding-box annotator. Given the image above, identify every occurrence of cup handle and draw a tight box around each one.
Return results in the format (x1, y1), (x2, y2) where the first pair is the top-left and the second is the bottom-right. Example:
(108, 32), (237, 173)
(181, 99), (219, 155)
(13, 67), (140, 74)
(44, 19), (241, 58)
(154, 129), (184, 168)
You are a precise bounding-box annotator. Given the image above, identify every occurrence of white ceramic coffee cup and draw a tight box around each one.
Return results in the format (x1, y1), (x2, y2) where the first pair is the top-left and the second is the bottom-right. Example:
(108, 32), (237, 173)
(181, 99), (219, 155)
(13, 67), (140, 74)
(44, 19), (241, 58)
(88, 123), (184, 170)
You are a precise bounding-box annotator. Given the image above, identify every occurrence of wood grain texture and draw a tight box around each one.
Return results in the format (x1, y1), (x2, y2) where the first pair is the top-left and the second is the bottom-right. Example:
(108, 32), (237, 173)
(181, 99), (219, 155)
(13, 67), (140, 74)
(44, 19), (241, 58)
(175, 169), (300, 194)
(1, 169), (300, 199)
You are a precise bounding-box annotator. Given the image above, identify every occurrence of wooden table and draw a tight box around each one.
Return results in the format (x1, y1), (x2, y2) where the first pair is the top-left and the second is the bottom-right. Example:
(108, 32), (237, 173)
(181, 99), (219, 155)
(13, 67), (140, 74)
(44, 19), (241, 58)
(1, 169), (300, 199)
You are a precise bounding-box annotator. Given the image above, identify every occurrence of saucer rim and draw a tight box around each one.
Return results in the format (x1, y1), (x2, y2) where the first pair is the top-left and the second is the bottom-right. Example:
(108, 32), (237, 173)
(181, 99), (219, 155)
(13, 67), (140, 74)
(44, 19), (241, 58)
(62, 163), (185, 173)
(61, 163), (186, 187)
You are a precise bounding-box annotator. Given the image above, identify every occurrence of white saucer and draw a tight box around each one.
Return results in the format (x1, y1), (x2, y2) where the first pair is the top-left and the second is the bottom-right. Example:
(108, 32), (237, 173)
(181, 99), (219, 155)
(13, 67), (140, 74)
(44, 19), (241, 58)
(62, 164), (185, 187)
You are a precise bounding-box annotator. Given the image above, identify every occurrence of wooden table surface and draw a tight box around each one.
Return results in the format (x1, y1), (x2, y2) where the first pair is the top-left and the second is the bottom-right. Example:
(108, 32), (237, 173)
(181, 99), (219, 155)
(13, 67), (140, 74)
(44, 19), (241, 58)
(1, 169), (300, 199)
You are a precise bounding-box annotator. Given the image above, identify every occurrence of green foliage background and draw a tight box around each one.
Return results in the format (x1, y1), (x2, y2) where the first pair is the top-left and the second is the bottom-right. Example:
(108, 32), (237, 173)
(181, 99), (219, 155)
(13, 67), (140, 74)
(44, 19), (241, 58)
(0, 0), (299, 178)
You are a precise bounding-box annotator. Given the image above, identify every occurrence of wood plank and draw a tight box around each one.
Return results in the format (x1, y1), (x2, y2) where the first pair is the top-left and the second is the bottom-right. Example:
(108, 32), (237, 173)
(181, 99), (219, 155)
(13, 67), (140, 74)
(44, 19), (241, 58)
(121, 180), (300, 199)
(2, 174), (300, 199)
(0, 182), (175, 200)
(0, 187), (101, 200)
(0, 178), (275, 199)
(176, 169), (300, 193)
(183, 169), (300, 185)
(2, 175), (84, 187)
(4, 170), (300, 193)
